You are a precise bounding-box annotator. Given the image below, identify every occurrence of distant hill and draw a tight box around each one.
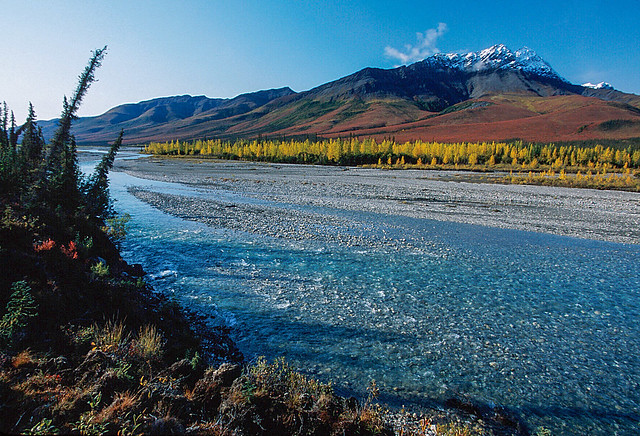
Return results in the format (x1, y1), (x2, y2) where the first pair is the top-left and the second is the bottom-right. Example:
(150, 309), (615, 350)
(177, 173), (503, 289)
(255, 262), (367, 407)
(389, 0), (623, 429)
(40, 45), (640, 144)
(39, 88), (296, 144)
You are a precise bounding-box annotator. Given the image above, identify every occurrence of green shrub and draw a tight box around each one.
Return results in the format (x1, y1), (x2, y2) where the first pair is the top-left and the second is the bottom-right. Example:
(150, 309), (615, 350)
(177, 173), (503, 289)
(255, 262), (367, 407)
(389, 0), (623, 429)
(0, 281), (38, 346)
(72, 392), (108, 435)
(188, 351), (201, 370)
(114, 361), (134, 381)
(102, 213), (130, 245)
(533, 427), (552, 436)
(90, 261), (110, 278)
(27, 418), (59, 435)
(75, 234), (94, 258)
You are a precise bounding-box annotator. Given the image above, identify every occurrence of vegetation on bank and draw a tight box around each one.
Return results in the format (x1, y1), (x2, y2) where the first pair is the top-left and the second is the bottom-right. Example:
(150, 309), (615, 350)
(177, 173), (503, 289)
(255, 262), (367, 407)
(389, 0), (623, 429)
(145, 138), (640, 191)
(145, 137), (640, 170)
(0, 50), (536, 434)
(503, 168), (640, 191)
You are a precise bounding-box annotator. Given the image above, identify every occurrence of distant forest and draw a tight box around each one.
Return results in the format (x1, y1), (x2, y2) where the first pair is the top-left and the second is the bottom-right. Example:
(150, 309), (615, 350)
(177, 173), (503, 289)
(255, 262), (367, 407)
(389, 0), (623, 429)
(145, 137), (640, 171)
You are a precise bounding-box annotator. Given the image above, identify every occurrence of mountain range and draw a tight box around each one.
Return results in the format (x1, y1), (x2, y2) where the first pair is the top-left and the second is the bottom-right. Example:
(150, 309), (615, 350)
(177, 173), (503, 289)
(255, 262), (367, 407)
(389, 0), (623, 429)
(40, 44), (640, 144)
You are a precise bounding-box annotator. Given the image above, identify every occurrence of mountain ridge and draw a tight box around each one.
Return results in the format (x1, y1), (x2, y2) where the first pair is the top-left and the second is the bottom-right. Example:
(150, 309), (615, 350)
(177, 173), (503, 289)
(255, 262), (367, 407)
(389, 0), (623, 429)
(39, 45), (640, 144)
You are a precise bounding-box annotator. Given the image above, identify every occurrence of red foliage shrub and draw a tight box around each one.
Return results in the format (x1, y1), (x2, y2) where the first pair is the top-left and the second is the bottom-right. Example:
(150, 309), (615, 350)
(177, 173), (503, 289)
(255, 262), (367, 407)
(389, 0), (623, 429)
(60, 241), (78, 260)
(33, 239), (56, 252)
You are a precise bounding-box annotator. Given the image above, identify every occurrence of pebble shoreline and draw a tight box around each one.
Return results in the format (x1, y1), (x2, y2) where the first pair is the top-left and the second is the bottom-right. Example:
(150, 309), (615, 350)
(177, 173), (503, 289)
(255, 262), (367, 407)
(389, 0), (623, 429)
(116, 157), (640, 246)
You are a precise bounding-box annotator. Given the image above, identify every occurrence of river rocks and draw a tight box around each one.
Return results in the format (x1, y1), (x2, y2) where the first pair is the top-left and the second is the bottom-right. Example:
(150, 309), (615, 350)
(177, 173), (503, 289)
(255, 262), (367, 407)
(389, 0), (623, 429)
(127, 263), (146, 277)
(117, 158), (640, 245)
(129, 187), (422, 251)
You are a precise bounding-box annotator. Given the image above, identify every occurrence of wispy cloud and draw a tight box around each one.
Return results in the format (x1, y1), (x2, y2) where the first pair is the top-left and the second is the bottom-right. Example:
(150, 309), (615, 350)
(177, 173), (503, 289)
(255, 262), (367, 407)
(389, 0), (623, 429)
(385, 23), (448, 65)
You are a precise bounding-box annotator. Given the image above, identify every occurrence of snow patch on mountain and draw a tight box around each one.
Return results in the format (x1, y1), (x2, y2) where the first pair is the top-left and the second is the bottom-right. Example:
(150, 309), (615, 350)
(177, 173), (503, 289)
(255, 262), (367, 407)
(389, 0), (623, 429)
(582, 82), (614, 90)
(421, 44), (566, 81)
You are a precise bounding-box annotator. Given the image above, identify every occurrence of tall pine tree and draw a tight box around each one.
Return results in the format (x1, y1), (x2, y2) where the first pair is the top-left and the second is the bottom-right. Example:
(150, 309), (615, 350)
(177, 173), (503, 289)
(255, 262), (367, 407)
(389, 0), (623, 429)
(19, 103), (46, 173)
(84, 129), (123, 218)
(37, 46), (107, 214)
(0, 103), (9, 151)
(0, 103), (18, 196)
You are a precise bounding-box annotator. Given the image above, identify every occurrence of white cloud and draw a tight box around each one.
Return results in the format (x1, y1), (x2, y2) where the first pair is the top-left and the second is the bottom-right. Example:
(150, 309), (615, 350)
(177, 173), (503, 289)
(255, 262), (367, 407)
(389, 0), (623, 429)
(385, 23), (448, 65)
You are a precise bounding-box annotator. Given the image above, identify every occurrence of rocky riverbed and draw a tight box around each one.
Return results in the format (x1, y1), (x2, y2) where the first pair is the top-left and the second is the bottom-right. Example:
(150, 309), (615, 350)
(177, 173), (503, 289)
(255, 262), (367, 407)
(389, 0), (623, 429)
(115, 156), (640, 245)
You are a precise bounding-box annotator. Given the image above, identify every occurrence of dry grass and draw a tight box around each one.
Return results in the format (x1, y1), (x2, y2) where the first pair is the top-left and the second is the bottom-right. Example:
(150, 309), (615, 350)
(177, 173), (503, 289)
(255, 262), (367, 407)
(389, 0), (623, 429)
(14, 371), (62, 399)
(92, 319), (128, 352)
(240, 357), (393, 434)
(51, 386), (93, 417)
(183, 420), (235, 435)
(94, 391), (139, 423)
(133, 324), (164, 360)
(11, 349), (36, 369)
(248, 356), (333, 404)
(436, 421), (474, 436)
(340, 380), (389, 434)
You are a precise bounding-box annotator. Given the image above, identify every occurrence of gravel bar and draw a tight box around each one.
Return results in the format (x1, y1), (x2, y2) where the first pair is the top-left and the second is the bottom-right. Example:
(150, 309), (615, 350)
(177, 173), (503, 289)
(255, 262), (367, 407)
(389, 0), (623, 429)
(116, 157), (640, 245)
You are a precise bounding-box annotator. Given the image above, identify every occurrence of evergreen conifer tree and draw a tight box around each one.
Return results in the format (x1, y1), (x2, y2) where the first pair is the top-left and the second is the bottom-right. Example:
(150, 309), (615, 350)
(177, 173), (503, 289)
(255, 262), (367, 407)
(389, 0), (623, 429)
(84, 129), (123, 218)
(19, 103), (46, 172)
(37, 46), (107, 214)
(8, 112), (18, 151)
(56, 136), (82, 213)
(0, 104), (18, 196)
(0, 103), (8, 151)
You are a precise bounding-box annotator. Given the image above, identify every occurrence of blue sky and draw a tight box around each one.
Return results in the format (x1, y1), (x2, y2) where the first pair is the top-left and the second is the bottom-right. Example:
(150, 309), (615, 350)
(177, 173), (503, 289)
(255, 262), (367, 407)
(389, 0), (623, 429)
(2, 0), (639, 121)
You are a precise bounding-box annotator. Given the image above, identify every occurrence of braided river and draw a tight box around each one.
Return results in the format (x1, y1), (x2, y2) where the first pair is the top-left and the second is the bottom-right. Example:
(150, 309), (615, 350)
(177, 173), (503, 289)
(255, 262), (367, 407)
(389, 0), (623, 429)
(83, 149), (640, 434)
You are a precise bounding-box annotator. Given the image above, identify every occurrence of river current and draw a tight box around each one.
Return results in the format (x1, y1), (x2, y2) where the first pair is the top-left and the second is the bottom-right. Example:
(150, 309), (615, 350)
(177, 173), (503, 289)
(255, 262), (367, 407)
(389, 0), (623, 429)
(83, 150), (640, 434)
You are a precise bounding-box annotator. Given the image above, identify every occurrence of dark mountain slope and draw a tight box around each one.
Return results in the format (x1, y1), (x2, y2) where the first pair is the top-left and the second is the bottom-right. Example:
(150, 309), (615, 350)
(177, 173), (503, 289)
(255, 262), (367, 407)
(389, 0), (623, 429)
(39, 87), (296, 144)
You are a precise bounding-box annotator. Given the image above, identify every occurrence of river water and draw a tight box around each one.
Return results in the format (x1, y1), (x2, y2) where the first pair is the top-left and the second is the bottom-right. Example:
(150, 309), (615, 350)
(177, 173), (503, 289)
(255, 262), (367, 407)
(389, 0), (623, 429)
(82, 149), (640, 434)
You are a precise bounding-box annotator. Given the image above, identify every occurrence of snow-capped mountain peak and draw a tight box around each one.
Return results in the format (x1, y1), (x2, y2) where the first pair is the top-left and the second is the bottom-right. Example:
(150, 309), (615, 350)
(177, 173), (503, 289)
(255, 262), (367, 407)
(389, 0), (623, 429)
(421, 44), (565, 81)
(479, 43), (513, 65)
(582, 81), (614, 90)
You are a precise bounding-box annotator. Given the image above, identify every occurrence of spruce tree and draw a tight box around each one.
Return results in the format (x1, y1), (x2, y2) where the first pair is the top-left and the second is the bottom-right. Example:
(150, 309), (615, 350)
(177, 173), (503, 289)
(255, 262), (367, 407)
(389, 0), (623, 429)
(58, 136), (82, 213)
(0, 102), (8, 151)
(37, 46), (107, 214)
(84, 129), (123, 218)
(8, 112), (18, 151)
(0, 103), (18, 196)
(19, 103), (46, 172)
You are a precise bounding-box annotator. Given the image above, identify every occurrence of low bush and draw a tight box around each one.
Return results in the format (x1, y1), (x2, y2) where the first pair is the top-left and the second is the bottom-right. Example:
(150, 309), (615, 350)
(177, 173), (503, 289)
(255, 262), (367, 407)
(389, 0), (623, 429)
(0, 281), (38, 347)
(90, 260), (110, 278)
